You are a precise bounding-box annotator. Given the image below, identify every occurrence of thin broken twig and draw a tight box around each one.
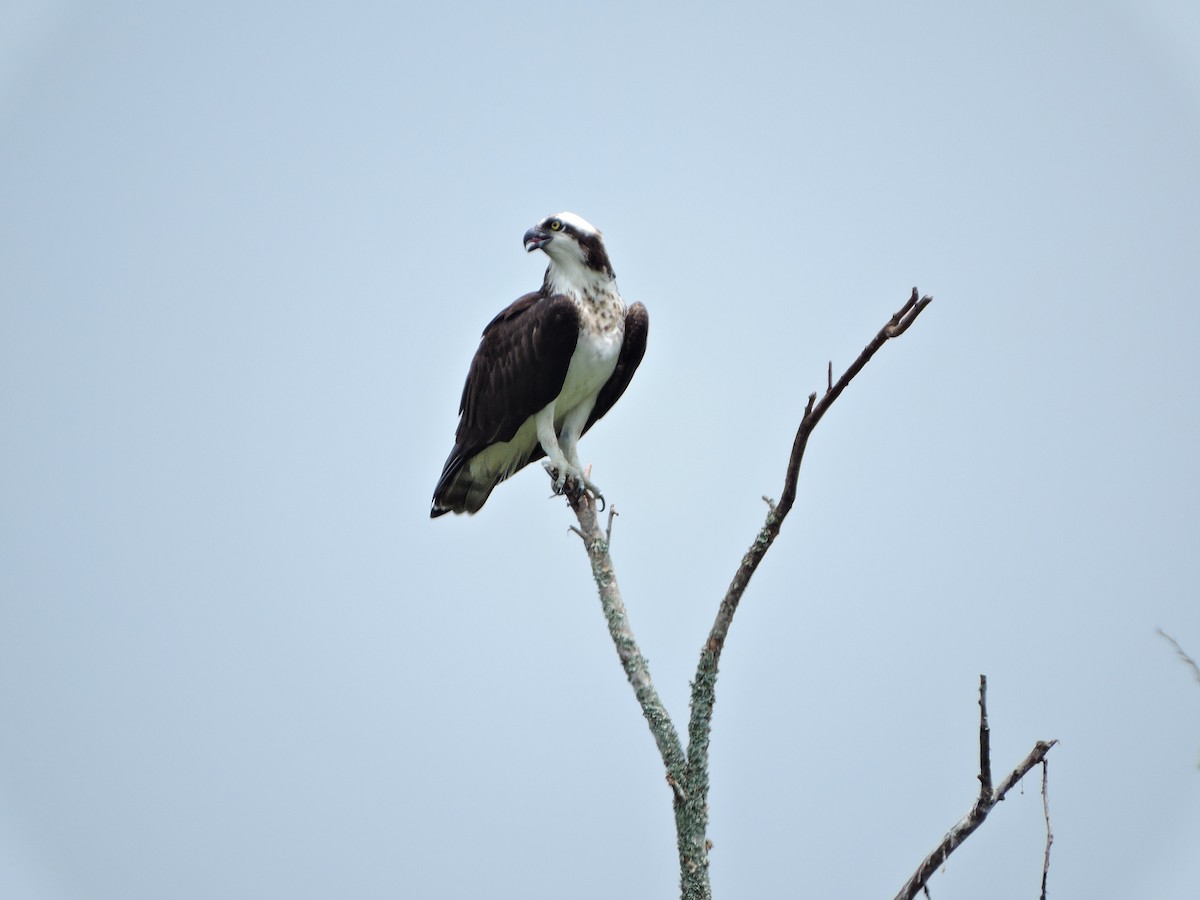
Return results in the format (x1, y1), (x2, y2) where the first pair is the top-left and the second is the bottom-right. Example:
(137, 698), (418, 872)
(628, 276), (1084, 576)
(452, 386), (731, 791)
(894, 676), (1058, 900)
(1157, 628), (1200, 683)
(1040, 758), (1053, 900)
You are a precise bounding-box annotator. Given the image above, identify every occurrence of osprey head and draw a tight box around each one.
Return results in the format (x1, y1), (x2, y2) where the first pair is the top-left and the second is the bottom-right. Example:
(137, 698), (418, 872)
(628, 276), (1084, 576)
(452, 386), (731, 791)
(523, 212), (615, 280)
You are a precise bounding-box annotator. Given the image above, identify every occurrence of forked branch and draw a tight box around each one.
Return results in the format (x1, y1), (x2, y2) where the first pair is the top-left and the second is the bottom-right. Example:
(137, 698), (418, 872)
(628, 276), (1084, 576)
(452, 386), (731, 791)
(560, 289), (934, 899)
(894, 675), (1058, 900)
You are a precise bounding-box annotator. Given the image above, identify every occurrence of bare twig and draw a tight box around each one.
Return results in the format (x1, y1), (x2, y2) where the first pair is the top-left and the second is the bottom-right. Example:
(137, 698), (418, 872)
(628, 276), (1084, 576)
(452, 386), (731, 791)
(1040, 759), (1053, 900)
(701, 288), (932, 666)
(894, 676), (1058, 900)
(1157, 628), (1200, 683)
(977, 674), (993, 802)
(885, 295), (930, 337)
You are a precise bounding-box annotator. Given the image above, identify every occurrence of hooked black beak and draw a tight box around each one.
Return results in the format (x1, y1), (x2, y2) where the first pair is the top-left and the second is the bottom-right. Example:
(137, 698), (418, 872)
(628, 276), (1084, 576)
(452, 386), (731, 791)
(523, 226), (550, 252)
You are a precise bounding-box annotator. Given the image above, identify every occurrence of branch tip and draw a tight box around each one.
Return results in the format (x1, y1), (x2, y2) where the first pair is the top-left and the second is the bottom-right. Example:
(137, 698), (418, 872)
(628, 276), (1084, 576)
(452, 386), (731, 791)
(978, 675), (992, 799)
(706, 287), (935, 754)
(886, 290), (933, 338)
(1157, 628), (1200, 683)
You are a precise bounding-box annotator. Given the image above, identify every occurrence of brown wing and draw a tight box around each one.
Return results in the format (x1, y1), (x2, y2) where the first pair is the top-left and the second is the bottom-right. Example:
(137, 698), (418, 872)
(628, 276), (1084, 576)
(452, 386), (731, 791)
(456, 291), (580, 447)
(431, 292), (580, 515)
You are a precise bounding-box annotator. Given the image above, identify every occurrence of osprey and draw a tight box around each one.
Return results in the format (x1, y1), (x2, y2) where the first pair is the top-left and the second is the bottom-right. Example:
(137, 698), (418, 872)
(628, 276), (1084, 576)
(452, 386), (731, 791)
(431, 212), (648, 517)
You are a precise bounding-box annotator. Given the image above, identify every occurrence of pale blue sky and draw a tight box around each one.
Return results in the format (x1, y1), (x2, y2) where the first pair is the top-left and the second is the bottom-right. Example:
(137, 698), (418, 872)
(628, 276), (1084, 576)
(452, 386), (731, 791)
(2, 2), (1198, 898)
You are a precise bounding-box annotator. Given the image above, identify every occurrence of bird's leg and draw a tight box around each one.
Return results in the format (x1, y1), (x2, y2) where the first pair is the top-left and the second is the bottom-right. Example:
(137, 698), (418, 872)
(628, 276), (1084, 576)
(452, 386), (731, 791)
(536, 407), (587, 494)
(535, 403), (605, 505)
(558, 413), (605, 507)
(535, 405), (571, 491)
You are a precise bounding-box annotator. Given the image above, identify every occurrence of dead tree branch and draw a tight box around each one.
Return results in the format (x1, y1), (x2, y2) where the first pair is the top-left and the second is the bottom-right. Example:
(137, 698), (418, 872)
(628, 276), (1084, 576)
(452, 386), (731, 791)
(701, 288), (931, 666)
(561, 288), (933, 900)
(1041, 757), (1054, 900)
(561, 485), (701, 888)
(1157, 628), (1200, 684)
(562, 488), (687, 781)
(894, 675), (1058, 900)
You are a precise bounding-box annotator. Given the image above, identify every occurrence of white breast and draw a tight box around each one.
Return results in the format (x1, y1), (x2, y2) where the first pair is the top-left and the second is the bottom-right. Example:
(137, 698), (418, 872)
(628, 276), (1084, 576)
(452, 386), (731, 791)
(555, 324), (624, 417)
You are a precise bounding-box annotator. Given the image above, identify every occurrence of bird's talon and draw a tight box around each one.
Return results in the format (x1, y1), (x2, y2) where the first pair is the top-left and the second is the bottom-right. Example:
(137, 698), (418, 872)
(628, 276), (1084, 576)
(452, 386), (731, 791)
(543, 462), (606, 508)
(575, 474), (605, 509)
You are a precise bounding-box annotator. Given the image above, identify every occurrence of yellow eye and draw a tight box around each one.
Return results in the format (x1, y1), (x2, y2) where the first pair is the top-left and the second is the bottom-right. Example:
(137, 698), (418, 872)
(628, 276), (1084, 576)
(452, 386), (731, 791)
(549, 219), (562, 231)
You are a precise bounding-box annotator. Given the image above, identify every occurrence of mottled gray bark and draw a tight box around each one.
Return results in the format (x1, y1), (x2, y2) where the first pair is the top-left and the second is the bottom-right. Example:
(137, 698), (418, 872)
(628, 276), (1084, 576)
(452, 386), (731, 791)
(561, 290), (938, 899)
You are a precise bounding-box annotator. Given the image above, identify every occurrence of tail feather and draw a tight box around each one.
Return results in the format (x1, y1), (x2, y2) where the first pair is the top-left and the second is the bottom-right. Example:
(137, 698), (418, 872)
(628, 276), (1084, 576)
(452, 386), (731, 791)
(430, 448), (500, 517)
